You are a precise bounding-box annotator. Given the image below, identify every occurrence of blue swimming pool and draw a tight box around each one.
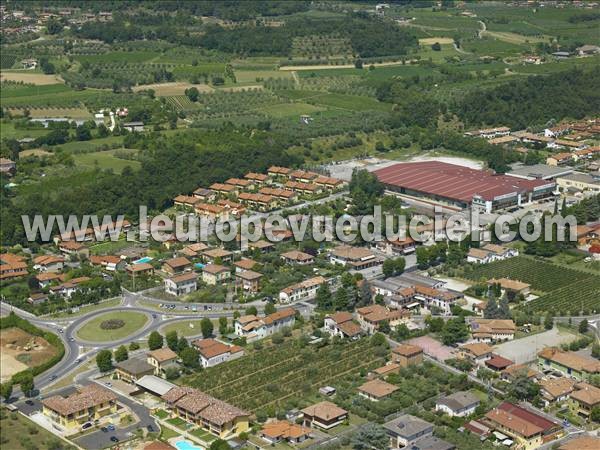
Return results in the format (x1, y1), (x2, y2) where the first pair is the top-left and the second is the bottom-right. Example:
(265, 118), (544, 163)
(133, 256), (153, 264)
(194, 263), (205, 269)
(174, 440), (203, 450)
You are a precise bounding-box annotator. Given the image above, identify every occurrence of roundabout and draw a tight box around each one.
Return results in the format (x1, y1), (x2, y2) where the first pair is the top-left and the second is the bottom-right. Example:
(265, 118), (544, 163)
(75, 310), (150, 343)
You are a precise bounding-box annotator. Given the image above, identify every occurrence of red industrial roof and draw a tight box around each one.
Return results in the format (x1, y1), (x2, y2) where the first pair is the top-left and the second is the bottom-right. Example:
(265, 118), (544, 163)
(373, 161), (552, 203)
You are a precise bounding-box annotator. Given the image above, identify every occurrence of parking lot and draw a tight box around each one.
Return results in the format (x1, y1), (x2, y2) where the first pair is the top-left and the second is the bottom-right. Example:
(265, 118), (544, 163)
(494, 328), (577, 364)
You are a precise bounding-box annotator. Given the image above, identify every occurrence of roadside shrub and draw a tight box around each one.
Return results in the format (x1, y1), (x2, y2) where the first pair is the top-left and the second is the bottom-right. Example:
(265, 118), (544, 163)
(100, 319), (124, 330)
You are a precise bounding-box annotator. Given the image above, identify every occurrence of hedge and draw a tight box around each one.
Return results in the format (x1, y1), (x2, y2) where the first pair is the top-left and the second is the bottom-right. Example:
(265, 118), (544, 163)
(0, 312), (65, 384)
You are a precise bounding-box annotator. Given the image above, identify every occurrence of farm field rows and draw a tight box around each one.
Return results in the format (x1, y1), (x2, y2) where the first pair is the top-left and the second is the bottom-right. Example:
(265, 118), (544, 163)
(464, 256), (600, 314)
(183, 338), (386, 414)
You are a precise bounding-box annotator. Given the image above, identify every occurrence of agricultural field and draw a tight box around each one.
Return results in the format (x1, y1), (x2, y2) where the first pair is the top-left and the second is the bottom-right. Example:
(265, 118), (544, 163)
(291, 33), (354, 60)
(0, 83), (101, 108)
(0, 408), (75, 450)
(0, 71), (64, 85)
(463, 256), (600, 315)
(132, 82), (213, 96)
(183, 337), (387, 415)
(8, 107), (92, 119)
(72, 148), (141, 174)
(73, 50), (161, 64)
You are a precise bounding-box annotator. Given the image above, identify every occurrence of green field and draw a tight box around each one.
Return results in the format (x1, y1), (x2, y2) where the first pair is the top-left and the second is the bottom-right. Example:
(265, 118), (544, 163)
(76, 311), (148, 342)
(74, 51), (161, 64)
(1, 83), (72, 98)
(0, 408), (75, 450)
(258, 102), (324, 118)
(51, 136), (125, 153)
(72, 149), (141, 173)
(161, 320), (207, 337)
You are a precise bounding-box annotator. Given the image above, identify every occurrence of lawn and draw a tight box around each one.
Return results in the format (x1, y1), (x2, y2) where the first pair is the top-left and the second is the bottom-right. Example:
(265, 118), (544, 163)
(48, 298), (121, 318)
(89, 239), (133, 255)
(0, 408), (75, 450)
(166, 417), (189, 429)
(190, 427), (216, 442)
(72, 149), (141, 173)
(160, 320), (206, 337)
(76, 311), (148, 342)
(154, 409), (169, 420)
(0, 121), (49, 140)
(51, 136), (124, 153)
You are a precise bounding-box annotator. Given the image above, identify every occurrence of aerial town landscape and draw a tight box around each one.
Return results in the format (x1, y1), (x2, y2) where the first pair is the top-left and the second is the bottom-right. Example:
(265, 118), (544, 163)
(0, 1), (599, 450)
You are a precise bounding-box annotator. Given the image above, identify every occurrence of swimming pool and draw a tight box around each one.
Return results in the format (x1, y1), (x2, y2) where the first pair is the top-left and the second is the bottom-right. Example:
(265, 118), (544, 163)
(194, 263), (205, 269)
(174, 440), (203, 450)
(133, 256), (153, 264)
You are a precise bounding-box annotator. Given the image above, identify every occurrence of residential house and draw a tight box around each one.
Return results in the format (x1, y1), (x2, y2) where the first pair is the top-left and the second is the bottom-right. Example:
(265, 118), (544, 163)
(126, 262), (154, 276)
(244, 172), (269, 185)
(260, 420), (311, 445)
(375, 236), (417, 256)
(301, 401), (348, 430)
(147, 348), (179, 378)
(0, 157), (16, 175)
(58, 240), (89, 259)
(289, 170), (319, 183)
(314, 176), (346, 190)
(358, 379), (399, 401)
(267, 166), (292, 178)
(235, 270), (263, 293)
(501, 364), (541, 383)
(195, 203), (229, 220)
(202, 248), (233, 264)
(193, 187), (216, 202)
(459, 343), (493, 365)
(173, 195), (199, 209)
(391, 344), (423, 368)
(0, 253), (28, 280)
(466, 244), (518, 264)
(209, 182), (238, 197)
(233, 258), (258, 273)
(238, 192), (278, 211)
(569, 382), (600, 420)
(248, 240), (275, 253)
(225, 177), (253, 190)
(488, 278), (531, 296)
(161, 386), (249, 438)
(28, 292), (49, 305)
(539, 378), (576, 406)
(164, 272), (197, 296)
(33, 254), (65, 272)
(192, 339), (244, 368)
(42, 384), (118, 431)
(470, 318), (516, 342)
(547, 153), (574, 166)
(234, 308), (295, 341)
(371, 363), (401, 379)
(538, 348), (600, 381)
(89, 255), (122, 271)
(115, 358), (154, 383)
(356, 305), (409, 334)
(323, 312), (362, 339)
(216, 199), (246, 216)
(383, 414), (434, 448)
(435, 391), (480, 417)
(485, 354), (514, 372)
(259, 187), (296, 202)
(393, 285), (462, 316)
(49, 276), (91, 298)
(284, 181), (322, 195)
(280, 250), (314, 265)
(482, 402), (562, 450)
(180, 243), (209, 258)
(202, 264), (231, 285)
(35, 272), (64, 288)
(330, 245), (384, 271)
(279, 276), (326, 303)
(162, 257), (192, 275)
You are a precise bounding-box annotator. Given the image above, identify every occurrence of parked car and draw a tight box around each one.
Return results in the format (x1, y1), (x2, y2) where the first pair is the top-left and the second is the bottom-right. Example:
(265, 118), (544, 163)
(146, 425), (154, 432)
(100, 427), (108, 432)
(110, 436), (119, 443)
(81, 422), (92, 430)
(107, 424), (115, 431)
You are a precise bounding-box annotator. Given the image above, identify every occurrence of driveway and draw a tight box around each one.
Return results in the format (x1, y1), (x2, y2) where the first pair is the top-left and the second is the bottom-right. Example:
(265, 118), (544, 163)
(494, 328), (577, 364)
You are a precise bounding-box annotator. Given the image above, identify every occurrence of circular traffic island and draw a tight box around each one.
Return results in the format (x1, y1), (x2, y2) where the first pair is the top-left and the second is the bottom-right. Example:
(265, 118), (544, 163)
(76, 311), (149, 343)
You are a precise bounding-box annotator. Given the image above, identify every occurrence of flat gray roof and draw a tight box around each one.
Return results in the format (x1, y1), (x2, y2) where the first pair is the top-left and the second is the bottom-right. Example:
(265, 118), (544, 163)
(507, 164), (573, 180)
(384, 414), (433, 439)
(411, 435), (456, 450)
(558, 172), (600, 186)
(135, 375), (176, 396)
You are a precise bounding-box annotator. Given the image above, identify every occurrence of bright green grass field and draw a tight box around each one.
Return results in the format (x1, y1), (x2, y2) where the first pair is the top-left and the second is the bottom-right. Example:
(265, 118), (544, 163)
(72, 149), (141, 173)
(161, 320), (207, 337)
(76, 311), (148, 342)
(51, 136), (125, 153)
(1, 83), (72, 98)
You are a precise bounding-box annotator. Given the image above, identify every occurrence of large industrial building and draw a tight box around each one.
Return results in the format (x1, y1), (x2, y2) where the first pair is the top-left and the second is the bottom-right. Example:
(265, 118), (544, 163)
(373, 161), (556, 213)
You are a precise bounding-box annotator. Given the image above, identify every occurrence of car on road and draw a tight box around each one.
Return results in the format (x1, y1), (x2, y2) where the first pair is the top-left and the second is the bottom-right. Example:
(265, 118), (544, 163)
(69, 337), (75, 342)
(146, 425), (154, 432)
(49, 375), (57, 381)
(110, 436), (119, 443)
(75, 358), (82, 363)
(107, 424), (115, 431)
(152, 314), (157, 318)
(25, 400), (34, 406)
(105, 382), (112, 387)
(57, 328), (63, 333)
(100, 427), (108, 432)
